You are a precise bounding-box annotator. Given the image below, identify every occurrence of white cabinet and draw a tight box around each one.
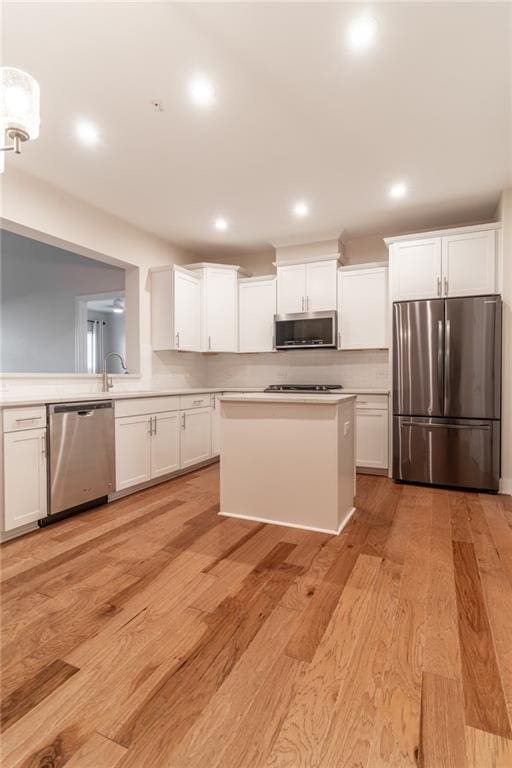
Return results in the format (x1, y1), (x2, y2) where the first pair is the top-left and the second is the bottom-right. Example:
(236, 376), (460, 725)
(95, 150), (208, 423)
(355, 396), (389, 471)
(388, 225), (499, 301)
(305, 260), (337, 311)
(115, 408), (180, 490)
(181, 407), (212, 468)
(277, 260), (338, 314)
(277, 264), (307, 313)
(185, 263), (243, 352)
(239, 276), (276, 352)
(338, 266), (388, 349)
(442, 230), (496, 297)
(115, 414), (152, 490)
(3, 427), (47, 531)
(390, 238), (442, 301)
(150, 412), (180, 478)
(151, 265), (201, 352)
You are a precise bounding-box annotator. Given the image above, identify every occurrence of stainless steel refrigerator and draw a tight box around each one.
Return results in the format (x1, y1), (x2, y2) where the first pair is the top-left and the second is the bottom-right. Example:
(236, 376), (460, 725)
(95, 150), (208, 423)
(393, 295), (502, 491)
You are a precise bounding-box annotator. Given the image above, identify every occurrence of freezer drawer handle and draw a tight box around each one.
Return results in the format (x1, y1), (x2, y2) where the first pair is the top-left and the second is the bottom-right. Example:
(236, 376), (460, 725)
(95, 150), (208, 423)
(401, 421), (490, 430)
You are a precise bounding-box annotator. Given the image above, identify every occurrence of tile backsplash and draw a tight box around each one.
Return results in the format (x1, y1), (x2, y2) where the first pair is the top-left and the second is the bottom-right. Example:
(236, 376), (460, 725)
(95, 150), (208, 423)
(205, 349), (390, 389)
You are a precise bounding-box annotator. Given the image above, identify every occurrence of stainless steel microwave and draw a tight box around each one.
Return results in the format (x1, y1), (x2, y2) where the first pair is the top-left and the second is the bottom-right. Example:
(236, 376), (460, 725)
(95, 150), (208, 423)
(274, 311), (337, 350)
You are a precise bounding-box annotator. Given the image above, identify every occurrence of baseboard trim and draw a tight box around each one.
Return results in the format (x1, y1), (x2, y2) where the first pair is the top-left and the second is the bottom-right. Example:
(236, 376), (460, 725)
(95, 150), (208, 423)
(219, 506), (356, 536)
(109, 457), (219, 501)
(0, 521), (39, 543)
(499, 478), (512, 495)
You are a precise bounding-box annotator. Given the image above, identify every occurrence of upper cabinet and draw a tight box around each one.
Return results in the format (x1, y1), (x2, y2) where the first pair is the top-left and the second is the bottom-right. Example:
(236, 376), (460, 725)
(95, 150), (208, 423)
(277, 259), (338, 314)
(239, 276), (276, 353)
(187, 264), (242, 352)
(338, 265), (388, 349)
(387, 224), (500, 302)
(151, 265), (201, 351)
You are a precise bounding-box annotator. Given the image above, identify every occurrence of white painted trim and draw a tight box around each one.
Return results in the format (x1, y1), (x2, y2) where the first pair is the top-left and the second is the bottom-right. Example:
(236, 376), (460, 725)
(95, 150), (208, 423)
(238, 274), (276, 284)
(272, 253), (341, 267)
(384, 221), (501, 245)
(183, 262), (251, 276)
(219, 506), (356, 536)
(499, 478), (512, 495)
(339, 262), (388, 272)
(0, 521), (39, 542)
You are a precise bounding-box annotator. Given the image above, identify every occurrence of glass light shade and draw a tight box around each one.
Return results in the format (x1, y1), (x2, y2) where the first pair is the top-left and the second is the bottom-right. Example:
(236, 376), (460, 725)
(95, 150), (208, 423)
(0, 67), (40, 140)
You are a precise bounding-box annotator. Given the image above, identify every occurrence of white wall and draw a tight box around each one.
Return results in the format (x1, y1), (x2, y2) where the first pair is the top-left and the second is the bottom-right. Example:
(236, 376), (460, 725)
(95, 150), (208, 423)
(0, 169), (207, 398)
(497, 189), (512, 493)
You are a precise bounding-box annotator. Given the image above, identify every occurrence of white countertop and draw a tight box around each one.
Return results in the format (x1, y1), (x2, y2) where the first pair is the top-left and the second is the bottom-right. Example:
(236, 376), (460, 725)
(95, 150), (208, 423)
(0, 387), (388, 409)
(220, 393), (357, 405)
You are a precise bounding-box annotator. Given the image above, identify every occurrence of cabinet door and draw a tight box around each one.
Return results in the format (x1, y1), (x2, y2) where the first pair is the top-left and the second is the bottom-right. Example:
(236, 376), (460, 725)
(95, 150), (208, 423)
(174, 268), (201, 351)
(205, 269), (237, 352)
(180, 407), (212, 468)
(442, 230), (496, 297)
(211, 394), (222, 456)
(390, 239), (442, 300)
(3, 428), (47, 531)
(305, 261), (337, 311)
(338, 268), (388, 349)
(277, 264), (306, 314)
(356, 409), (389, 469)
(239, 279), (276, 352)
(151, 412), (180, 478)
(115, 415), (151, 491)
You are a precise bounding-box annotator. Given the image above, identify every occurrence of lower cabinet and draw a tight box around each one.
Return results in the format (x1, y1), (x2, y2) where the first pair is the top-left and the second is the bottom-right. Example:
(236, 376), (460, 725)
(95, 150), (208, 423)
(115, 410), (180, 491)
(3, 427), (47, 531)
(355, 398), (389, 471)
(181, 407), (212, 468)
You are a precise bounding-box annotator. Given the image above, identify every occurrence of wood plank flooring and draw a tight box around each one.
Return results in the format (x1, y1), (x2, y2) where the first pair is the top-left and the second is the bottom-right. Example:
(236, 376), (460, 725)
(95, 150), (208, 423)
(1, 465), (512, 767)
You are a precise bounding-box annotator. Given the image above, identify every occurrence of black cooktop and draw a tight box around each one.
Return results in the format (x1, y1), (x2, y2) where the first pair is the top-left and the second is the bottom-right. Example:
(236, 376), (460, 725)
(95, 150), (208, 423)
(264, 384), (343, 393)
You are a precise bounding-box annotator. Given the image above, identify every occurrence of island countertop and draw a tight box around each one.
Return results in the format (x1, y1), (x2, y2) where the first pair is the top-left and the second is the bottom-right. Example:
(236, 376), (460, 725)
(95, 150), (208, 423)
(219, 393), (357, 405)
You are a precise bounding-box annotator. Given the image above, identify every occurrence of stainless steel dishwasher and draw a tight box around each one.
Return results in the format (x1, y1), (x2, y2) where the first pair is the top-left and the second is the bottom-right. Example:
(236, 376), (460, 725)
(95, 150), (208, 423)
(48, 401), (115, 517)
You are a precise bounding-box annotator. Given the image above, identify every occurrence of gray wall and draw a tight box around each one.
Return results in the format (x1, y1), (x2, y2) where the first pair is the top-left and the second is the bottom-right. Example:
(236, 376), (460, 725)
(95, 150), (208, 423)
(0, 229), (125, 373)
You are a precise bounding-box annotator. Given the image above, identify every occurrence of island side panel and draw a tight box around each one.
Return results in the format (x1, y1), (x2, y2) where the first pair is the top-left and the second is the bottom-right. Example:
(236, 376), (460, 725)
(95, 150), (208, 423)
(336, 397), (357, 530)
(219, 399), (340, 533)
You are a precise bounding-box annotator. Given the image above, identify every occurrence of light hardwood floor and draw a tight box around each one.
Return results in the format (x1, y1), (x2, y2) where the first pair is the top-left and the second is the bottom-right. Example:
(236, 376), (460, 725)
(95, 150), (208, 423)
(1, 465), (512, 768)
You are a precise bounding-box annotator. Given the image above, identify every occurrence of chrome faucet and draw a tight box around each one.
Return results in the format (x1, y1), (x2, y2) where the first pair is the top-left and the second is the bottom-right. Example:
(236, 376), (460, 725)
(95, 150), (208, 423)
(102, 352), (127, 392)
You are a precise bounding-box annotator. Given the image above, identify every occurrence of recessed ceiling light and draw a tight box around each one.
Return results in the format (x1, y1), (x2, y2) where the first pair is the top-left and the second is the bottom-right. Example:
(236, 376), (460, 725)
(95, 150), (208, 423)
(189, 75), (216, 108)
(293, 201), (309, 218)
(75, 119), (99, 146)
(214, 217), (228, 231)
(389, 181), (408, 199)
(346, 16), (378, 52)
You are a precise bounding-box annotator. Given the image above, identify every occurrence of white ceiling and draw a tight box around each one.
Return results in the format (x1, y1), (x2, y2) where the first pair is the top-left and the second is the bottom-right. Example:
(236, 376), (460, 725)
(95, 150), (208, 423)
(3, 2), (511, 256)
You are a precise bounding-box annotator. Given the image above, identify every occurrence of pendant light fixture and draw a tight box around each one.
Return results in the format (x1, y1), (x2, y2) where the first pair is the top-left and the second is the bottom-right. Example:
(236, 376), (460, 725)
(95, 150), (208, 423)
(0, 66), (40, 169)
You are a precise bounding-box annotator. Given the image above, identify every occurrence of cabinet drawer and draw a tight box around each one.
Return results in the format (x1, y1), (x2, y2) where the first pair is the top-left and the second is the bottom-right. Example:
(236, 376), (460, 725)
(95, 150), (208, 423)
(180, 393), (212, 410)
(3, 407), (47, 433)
(115, 396), (180, 418)
(355, 395), (389, 410)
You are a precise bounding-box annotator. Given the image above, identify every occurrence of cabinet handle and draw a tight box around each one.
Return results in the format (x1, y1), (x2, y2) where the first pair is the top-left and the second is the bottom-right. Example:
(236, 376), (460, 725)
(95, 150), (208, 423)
(41, 435), (46, 455)
(176, 331), (180, 349)
(148, 417), (153, 436)
(213, 395), (216, 410)
(444, 276), (448, 295)
(15, 416), (38, 422)
(153, 415), (157, 435)
(181, 413), (186, 429)
(338, 331), (341, 348)
(307, 296), (310, 311)
(437, 276), (441, 296)
(301, 296), (305, 311)
(208, 336), (212, 350)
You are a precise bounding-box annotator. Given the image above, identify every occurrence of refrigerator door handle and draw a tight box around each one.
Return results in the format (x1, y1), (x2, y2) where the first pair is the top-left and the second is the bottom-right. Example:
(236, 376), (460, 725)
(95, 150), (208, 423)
(437, 320), (444, 415)
(444, 318), (451, 414)
(401, 421), (491, 430)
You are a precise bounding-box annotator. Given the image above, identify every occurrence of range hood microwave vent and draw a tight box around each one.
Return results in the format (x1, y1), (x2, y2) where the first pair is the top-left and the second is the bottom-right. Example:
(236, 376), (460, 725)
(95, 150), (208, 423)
(274, 311), (337, 350)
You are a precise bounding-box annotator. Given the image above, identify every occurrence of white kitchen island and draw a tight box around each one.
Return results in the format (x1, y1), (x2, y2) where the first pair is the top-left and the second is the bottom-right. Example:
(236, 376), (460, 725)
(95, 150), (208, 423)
(219, 393), (356, 535)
